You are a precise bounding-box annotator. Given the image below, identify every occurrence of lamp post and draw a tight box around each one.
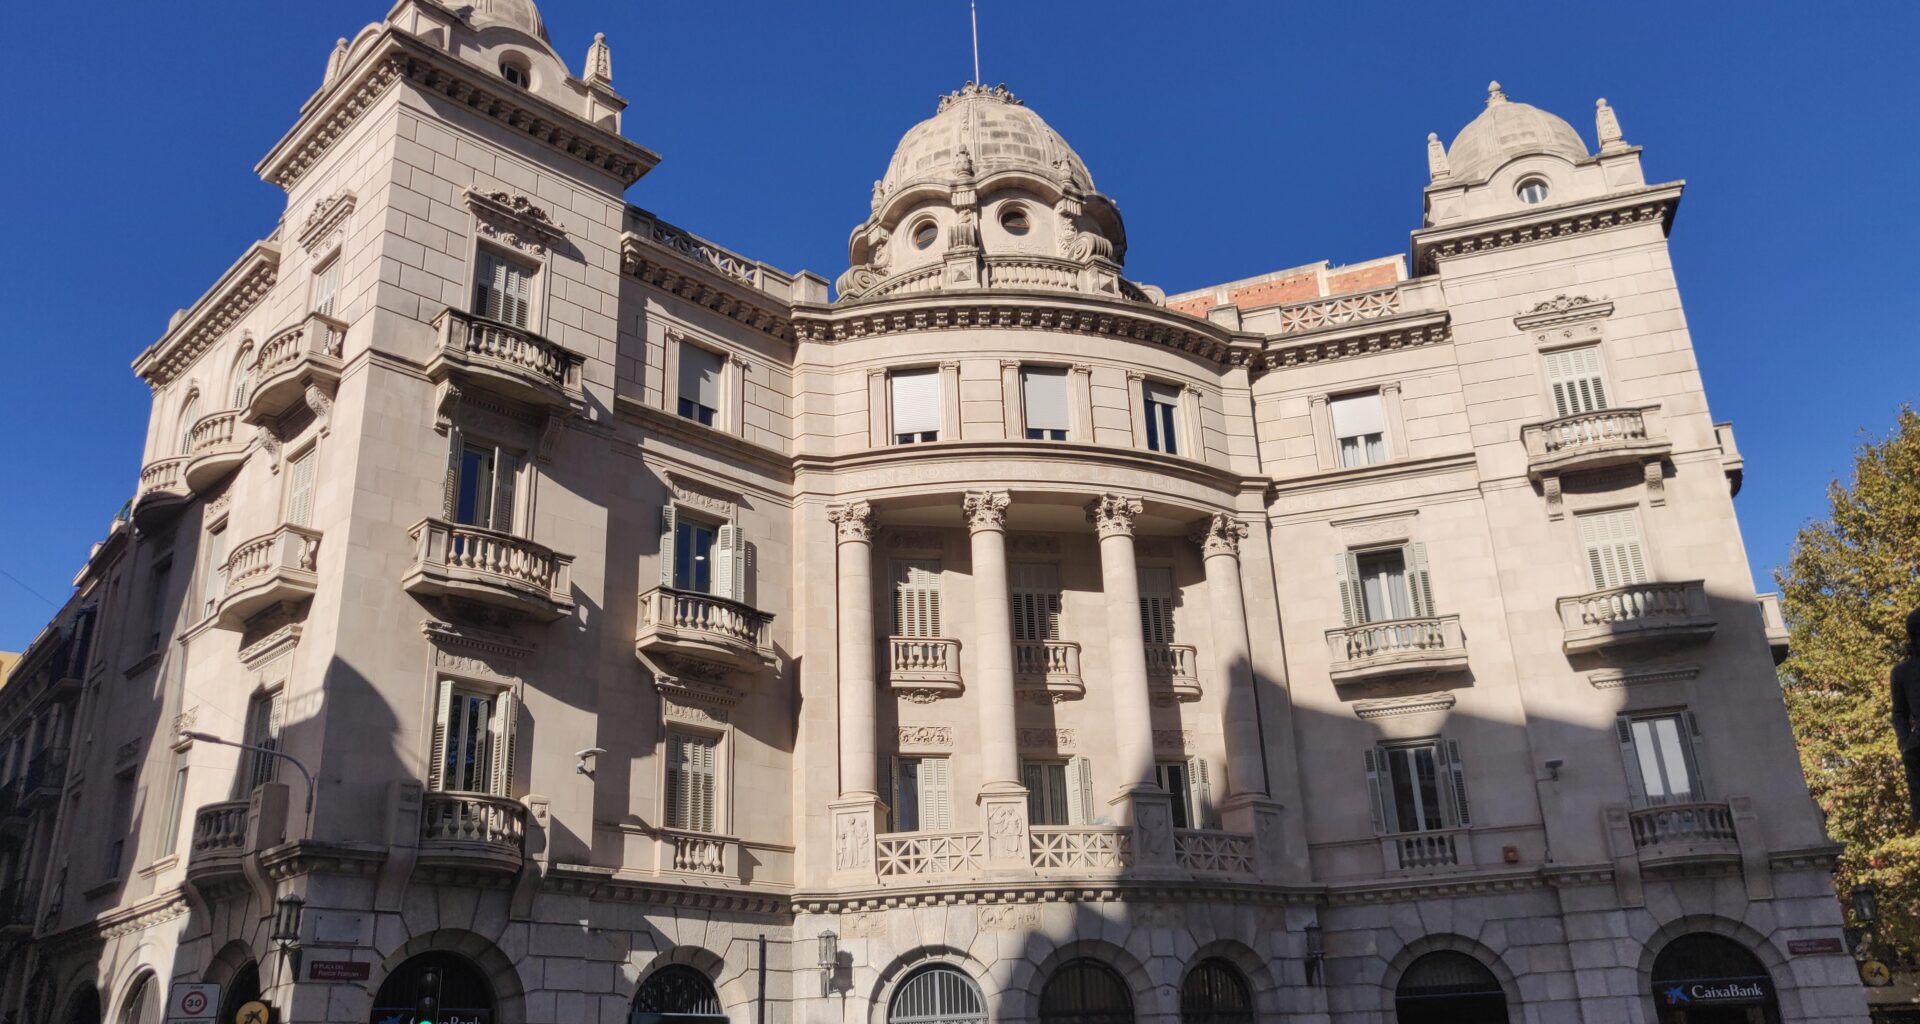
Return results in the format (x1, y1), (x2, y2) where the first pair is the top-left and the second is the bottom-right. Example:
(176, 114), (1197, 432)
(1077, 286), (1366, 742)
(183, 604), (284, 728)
(1303, 923), (1325, 987)
(817, 930), (838, 997)
(180, 731), (316, 832)
(270, 892), (305, 986)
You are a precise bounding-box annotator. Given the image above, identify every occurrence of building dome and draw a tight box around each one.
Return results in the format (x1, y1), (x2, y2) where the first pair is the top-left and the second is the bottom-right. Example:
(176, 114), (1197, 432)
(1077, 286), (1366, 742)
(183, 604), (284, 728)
(879, 83), (1095, 196)
(1446, 81), (1588, 183)
(465, 0), (550, 43)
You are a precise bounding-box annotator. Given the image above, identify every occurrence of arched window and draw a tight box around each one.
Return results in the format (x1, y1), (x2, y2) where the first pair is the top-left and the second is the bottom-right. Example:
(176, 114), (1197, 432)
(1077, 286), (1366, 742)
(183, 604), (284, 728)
(889, 965), (985, 1024)
(1038, 959), (1132, 1024)
(370, 952), (494, 1024)
(1180, 959), (1252, 1024)
(230, 346), (255, 408)
(177, 393), (202, 456)
(218, 963), (261, 1024)
(1394, 951), (1506, 1024)
(1650, 934), (1781, 1024)
(630, 965), (724, 1024)
(119, 974), (160, 1024)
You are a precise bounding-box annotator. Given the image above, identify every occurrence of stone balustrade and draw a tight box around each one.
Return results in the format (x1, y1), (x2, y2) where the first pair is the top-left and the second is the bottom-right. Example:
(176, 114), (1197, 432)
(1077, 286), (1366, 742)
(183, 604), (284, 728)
(636, 586), (775, 668)
(1520, 405), (1670, 480)
(404, 518), (574, 622)
(183, 410), (248, 492)
(1628, 802), (1739, 859)
(419, 791), (527, 866)
(1014, 640), (1084, 701)
(983, 255), (1083, 291)
(1384, 827), (1473, 872)
(134, 457), (190, 529)
(886, 637), (963, 700)
(1145, 642), (1201, 702)
(1324, 615), (1468, 683)
(656, 829), (738, 878)
(246, 313), (346, 423)
(864, 264), (944, 300)
(1173, 829), (1255, 874)
(1275, 285), (1403, 334)
(215, 525), (322, 630)
(1030, 827), (1133, 870)
(192, 800), (251, 855)
(1558, 580), (1715, 654)
(875, 830), (986, 877)
(429, 308), (582, 411)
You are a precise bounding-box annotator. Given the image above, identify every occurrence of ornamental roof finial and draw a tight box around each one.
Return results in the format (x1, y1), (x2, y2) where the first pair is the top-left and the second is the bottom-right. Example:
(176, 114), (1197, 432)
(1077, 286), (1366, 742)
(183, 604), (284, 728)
(585, 32), (612, 86)
(1596, 97), (1627, 153)
(1486, 80), (1508, 106)
(1426, 132), (1451, 183)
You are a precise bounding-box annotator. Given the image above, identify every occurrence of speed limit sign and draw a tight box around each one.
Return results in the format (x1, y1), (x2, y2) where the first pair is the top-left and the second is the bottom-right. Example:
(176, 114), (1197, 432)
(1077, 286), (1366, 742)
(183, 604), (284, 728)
(167, 984), (219, 1024)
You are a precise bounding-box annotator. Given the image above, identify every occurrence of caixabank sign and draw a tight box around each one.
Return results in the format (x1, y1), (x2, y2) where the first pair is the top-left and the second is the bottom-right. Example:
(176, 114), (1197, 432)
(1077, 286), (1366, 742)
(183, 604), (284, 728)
(1662, 976), (1773, 1006)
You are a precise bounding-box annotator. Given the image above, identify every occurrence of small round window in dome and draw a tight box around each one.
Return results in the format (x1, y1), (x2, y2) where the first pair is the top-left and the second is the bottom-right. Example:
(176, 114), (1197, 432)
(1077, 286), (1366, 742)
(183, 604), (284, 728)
(1516, 178), (1550, 204)
(1000, 207), (1031, 236)
(911, 220), (939, 250)
(501, 60), (530, 88)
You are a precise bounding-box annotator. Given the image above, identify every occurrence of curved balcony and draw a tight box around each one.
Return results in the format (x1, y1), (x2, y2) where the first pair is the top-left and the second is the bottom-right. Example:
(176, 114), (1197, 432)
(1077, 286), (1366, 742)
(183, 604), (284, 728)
(243, 313), (345, 425)
(1629, 801), (1740, 867)
(186, 800), (251, 885)
(403, 519), (574, 622)
(418, 791), (526, 874)
(214, 525), (321, 630)
(886, 637), (963, 701)
(427, 308), (583, 413)
(1521, 405), (1670, 480)
(21, 748), (69, 806)
(1146, 642), (1202, 703)
(635, 587), (774, 669)
(1558, 580), (1715, 655)
(183, 410), (249, 493)
(1324, 615), (1468, 684)
(1015, 640), (1084, 702)
(132, 456), (190, 529)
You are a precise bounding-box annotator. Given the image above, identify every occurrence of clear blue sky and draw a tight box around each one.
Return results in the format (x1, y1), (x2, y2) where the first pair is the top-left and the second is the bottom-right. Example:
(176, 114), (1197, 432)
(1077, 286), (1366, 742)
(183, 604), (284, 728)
(0, 1), (1913, 649)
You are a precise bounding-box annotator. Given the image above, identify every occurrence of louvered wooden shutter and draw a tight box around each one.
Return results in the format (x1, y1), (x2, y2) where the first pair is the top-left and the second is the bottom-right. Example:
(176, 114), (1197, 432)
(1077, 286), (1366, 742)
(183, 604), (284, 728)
(1405, 543), (1436, 617)
(427, 681), (453, 791)
(1545, 346), (1608, 418)
(1137, 566), (1175, 645)
(313, 259), (340, 318)
(1335, 553), (1365, 627)
(1010, 563), (1060, 641)
(285, 447), (317, 527)
(1683, 710), (1709, 800)
(1580, 509), (1648, 590)
(894, 560), (942, 638)
(713, 525), (745, 601)
(921, 757), (952, 832)
(659, 505), (678, 589)
(692, 736), (717, 833)
(177, 395), (201, 456)
(442, 428), (464, 521)
(492, 450), (519, 536)
(1616, 715), (1649, 806)
(488, 692), (517, 798)
(1067, 756), (1092, 825)
(1363, 748), (1388, 834)
(1442, 739), (1471, 828)
(1186, 756), (1218, 829)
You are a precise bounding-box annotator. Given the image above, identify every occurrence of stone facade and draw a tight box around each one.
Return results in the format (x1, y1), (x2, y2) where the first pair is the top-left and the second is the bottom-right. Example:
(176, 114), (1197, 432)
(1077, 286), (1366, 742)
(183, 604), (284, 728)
(0, 8), (1867, 1024)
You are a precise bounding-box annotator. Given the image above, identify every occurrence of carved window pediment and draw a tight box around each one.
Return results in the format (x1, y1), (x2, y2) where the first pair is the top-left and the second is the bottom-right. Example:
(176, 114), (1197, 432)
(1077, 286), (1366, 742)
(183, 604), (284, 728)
(464, 187), (565, 255)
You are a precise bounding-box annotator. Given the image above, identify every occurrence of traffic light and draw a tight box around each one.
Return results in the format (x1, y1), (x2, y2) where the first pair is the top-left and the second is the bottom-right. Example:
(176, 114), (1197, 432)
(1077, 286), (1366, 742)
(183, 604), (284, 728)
(414, 968), (441, 1024)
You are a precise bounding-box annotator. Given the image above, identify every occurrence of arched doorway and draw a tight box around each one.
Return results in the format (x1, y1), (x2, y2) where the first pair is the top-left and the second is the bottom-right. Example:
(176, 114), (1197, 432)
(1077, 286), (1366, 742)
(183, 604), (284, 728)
(119, 974), (161, 1024)
(1180, 959), (1253, 1024)
(630, 965), (725, 1024)
(1394, 950), (1507, 1024)
(217, 963), (261, 1024)
(60, 985), (101, 1024)
(1651, 934), (1781, 1024)
(1038, 959), (1133, 1024)
(889, 965), (985, 1024)
(370, 952), (495, 1024)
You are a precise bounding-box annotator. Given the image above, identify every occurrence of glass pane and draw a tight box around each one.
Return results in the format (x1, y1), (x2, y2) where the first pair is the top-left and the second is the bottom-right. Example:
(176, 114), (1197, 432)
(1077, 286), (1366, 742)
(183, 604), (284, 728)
(1413, 747), (1443, 829)
(674, 522), (717, 592)
(1652, 718), (1693, 801)
(456, 448), (493, 528)
(895, 760), (920, 832)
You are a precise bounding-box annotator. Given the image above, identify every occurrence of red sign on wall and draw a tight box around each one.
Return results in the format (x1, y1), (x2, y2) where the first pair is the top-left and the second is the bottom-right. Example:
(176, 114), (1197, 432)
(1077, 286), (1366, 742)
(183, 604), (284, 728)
(1787, 938), (1845, 956)
(308, 961), (372, 982)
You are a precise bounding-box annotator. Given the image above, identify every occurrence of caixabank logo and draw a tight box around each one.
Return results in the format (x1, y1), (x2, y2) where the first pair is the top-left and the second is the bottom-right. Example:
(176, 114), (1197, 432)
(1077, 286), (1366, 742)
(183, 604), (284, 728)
(1664, 980), (1768, 1005)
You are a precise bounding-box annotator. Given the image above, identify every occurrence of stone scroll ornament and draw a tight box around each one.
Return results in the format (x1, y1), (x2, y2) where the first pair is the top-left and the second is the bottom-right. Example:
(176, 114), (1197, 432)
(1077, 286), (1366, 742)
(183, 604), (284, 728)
(1892, 607), (1920, 822)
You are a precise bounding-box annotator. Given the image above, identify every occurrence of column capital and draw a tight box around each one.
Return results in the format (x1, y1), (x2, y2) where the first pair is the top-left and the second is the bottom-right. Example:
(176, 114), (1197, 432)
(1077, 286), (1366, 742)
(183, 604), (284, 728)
(1189, 513), (1249, 559)
(1085, 493), (1144, 539)
(827, 500), (875, 543)
(963, 490), (1011, 533)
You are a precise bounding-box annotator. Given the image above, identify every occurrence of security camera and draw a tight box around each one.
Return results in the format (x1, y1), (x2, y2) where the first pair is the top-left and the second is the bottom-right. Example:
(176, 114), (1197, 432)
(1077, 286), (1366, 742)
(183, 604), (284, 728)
(575, 748), (607, 776)
(1544, 758), (1565, 780)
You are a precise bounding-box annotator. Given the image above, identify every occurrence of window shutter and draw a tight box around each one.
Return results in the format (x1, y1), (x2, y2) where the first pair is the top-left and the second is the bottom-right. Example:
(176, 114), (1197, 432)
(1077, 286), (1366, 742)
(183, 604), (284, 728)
(1404, 543), (1435, 617)
(1020, 368), (1070, 433)
(1335, 553), (1364, 627)
(1683, 711), (1709, 800)
(1186, 756), (1218, 830)
(1580, 510), (1648, 590)
(894, 561), (942, 638)
(1362, 748), (1388, 834)
(1616, 716), (1649, 806)
(665, 734), (687, 829)
(1545, 346), (1608, 418)
(1442, 739), (1471, 828)
(1329, 391), (1385, 441)
(713, 524), (745, 601)
(1066, 755), (1093, 825)
(178, 395), (201, 456)
(922, 757), (952, 832)
(313, 259), (340, 318)
(1137, 566), (1174, 645)
(488, 692), (518, 798)
(1022, 762), (1044, 822)
(887, 755), (905, 832)
(1010, 563), (1060, 642)
(659, 505), (678, 590)
(285, 447), (317, 528)
(492, 450), (519, 536)
(692, 735), (717, 833)
(440, 428), (464, 521)
(428, 681), (453, 791)
(890, 370), (941, 436)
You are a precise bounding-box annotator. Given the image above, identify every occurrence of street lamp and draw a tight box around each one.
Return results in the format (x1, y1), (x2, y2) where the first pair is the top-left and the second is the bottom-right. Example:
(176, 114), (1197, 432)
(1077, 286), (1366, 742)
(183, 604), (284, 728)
(817, 930), (839, 996)
(1851, 883), (1880, 928)
(1303, 923), (1325, 987)
(180, 731), (315, 820)
(271, 894), (305, 951)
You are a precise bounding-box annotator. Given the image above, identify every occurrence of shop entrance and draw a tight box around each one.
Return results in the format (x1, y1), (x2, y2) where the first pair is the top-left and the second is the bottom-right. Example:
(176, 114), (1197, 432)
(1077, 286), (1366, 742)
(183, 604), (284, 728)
(1651, 934), (1783, 1024)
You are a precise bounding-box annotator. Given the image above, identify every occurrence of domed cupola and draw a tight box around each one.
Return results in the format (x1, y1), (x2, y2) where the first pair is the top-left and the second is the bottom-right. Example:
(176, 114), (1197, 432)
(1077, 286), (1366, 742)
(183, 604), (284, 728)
(838, 83), (1149, 304)
(465, 0), (551, 43)
(1444, 81), (1589, 184)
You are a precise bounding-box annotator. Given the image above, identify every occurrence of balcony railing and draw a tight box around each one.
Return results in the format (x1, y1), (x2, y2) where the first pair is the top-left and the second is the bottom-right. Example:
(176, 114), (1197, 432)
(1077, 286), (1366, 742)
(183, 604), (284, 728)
(133, 457), (190, 528)
(886, 637), (963, 700)
(1014, 640), (1084, 701)
(635, 587), (774, 669)
(1324, 615), (1468, 683)
(419, 792), (527, 870)
(214, 525), (321, 630)
(183, 410), (248, 492)
(1521, 405), (1670, 479)
(1145, 643), (1201, 703)
(1628, 802), (1740, 864)
(1030, 827), (1133, 870)
(655, 829), (739, 879)
(22, 748), (70, 803)
(982, 255), (1084, 291)
(428, 308), (583, 412)
(1173, 829), (1254, 874)
(1558, 580), (1716, 655)
(875, 830), (986, 877)
(403, 519), (574, 622)
(245, 313), (346, 424)
(186, 799), (252, 884)
(1384, 827), (1474, 872)
(1756, 592), (1789, 663)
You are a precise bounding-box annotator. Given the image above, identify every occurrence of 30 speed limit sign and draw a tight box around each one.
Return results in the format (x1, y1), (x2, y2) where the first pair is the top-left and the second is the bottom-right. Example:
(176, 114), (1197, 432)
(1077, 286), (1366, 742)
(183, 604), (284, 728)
(167, 983), (219, 1024)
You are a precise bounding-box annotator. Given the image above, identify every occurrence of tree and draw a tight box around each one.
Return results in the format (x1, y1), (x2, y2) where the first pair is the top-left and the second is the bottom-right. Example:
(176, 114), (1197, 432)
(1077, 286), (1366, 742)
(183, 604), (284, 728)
(1778, 406), (1920, 960)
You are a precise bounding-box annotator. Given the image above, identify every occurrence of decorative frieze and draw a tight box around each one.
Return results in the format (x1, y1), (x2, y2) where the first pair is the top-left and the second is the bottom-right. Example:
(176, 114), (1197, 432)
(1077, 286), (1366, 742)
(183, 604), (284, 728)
(896, 725), (953, 749)
(1152, 729), (1194, 752)
(1352, 693), (1458, 720)
(1007, 534), (1061, 555)
(1588, 664), (1701, 690)
(665, 471), (739, 520)
(885, 530), (943, 552)
(792, 301), (1245, 368)
(422, 619), (531, 684)
(137, 246), (279, 388)
(1257, 317), (1450, 372)
(1414, 193), (1677, 273)
(465, 187), (565, 255)
(1514, 294), (1615, 330)
(1018, 728), (1075, 751)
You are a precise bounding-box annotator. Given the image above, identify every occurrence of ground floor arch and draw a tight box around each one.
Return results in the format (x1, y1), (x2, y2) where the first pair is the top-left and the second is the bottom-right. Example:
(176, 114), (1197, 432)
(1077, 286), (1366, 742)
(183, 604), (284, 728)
(370, 951), (495, 1024)
(1651, 933), (1782, 1024)
(630, 964), (725, 1024)
(1393, 950), (1507, 1024)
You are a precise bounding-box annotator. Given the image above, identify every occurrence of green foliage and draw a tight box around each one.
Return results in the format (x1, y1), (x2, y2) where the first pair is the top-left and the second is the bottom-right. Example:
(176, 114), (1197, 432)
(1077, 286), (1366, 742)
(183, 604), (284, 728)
(1778, 406), (1920, 960)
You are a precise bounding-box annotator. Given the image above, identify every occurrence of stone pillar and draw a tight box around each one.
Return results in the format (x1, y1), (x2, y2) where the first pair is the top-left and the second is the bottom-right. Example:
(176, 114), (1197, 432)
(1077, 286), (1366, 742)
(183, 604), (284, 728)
(826, 500), (881, 880)
(1193, 513), (1285, 875)
(965, 490), (1029, 865)
(1087, 493), (1174, 865)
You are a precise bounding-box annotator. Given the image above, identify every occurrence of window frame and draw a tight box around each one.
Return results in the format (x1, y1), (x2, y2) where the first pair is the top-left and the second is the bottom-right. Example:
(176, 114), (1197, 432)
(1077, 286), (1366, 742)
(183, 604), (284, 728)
(889, 754), (951, 833)
(471, 245), (538, 330)
(1618, 710), (1707, 807)
(1539, 342), (1612, 419)
(674, 341), (726, 428)
(891, 559), (944, 639)
(889, 367), (943, 445)
(1576, 505), (1651, 591)
(283, 441), (319, 528)
(1365, 736), (1471, 835)
(664, 729), (723, 833)
(427, 677), (517, 798)
(1141, 380), (1182, 455)
(1019, 365), (1071, 441)
(446, 434), (528, 537)
(1329, 389), (1388, 469)
(310, 253), (341, 320)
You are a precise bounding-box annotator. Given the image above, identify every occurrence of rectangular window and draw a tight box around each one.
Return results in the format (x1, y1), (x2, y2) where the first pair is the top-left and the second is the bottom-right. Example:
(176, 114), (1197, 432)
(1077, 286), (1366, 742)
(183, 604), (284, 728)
(665, 732), (719, 832)
(890, 369), (941, 444)
(676, 344), (724, 426)
(143, 557), (173, 653)
(200, 523), (227, 621)
(284, 445), (317, 528)
(1544, 346), (1609, 418)
(159, 747), (188, 857)
(1620, 713), (1702, 805)
(1143, 382), (1181, 454)
(892, 560), (942, 638)
(891, 755), (951, 832)
(1137, 566), (1175, 645)
(673, 517), (719, 594)
(1356, 549), (1411, 623)
(242, 690), (284, 793)
(474, 250), (534, 328)
(1337, 545), (1435, 626)
(451, 442), (521, 535)
(1155, 761), (1193, 829)
(443, 688), (496, 793)
(1579, 508), (1648, 591)
(1366, 740), (1470, 834)
(1020, 367), (1070, 441)
(658, 508), (744, 601)
(1009, 562), (1062, 642)
(1023, 761), (1071, 825)
(106, 775), (135, 879)
(1331, 391), (1387, 468)
(312, 257), (340, 318)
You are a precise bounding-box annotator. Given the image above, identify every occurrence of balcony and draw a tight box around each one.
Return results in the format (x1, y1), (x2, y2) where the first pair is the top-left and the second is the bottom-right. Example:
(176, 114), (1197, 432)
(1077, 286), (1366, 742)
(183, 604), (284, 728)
(1628, 802), (1741, 867)
(186, 800), (252, 885)
(427, 309), (583, 413)
(403, 519), (574, 622)
(418, 792), (526, 873)
(1383, 827), (1475, 873)
(981, 255), (1085, 292)
(886, 637), (963, 701)
(214, 525), (321, 630)
(1558, 580), (1716, 655)
(1521, 405), (1670, 480)
(1014, 640), (1084, 702)
(1324, 616), (1469, 684)
(183, 410), (248, 493)
(132, 456), (190, 529)
(243, 313), (345, 425)
(1756, 592), (1789, 664)
(1030, 827), (1133, 872)
(653, 829), (740, 881)
(1716, 420), (1744, 496)
(635, 587), (774, 669)
(875, 830), (987, 877)
(1173, 829), (1255, 875)
(1145, 643), (1201, 703)
(21, 748), (69, 806)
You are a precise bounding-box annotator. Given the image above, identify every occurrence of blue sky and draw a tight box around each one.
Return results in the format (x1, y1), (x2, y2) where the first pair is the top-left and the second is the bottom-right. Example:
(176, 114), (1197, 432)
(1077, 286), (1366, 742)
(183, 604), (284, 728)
(0, 1), (1913, 649)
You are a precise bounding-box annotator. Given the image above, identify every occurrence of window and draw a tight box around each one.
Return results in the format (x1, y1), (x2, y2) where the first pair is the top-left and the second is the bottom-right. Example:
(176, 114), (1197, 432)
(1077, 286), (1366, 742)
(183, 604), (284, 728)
(1579, 508), (1648, 590)
(106, 775), (135, 880)
(1335, 544), (1434, 626)
(284, 445), (317, 528)
(1010, 562), (1061, 642)
(1137, 566), (1175, 645)
(676, 344), (724, 426)
(911, 220), (938, 250)
(633, 965), (724, 1021)
(1155, 758), (1216, 829)
(1515, 177), (1550, 204)
(890, 755), (951, 832)
(242, 690), (284, 793)
(1143, 381), (1181, 454)
(1038, 959), (1133, 1024)
(1364, 739), (1470, 833)
(312, 257), (340, 319)
(200, 522), (227, 620)
(1330, 390), (1386, 468)
(1180, 960), (1254, 1024)
(143, 557), (173, 653)
(892, 560), (942, 638)
(177, 393), (201, 456)
(230, 346), (255, 407)
(1000, 206), (1031, 235)
(1618, 712), (1703, 805)
(890, 369), (941, 443)
(1543, 345), (1609, 418)
(473, 249), (534, 328)
(158, 747), (188, 857)
(500, 60), (529, 88)
(1023, 757), (1091, 825)
(658, 507), (745, 600)
(1021, 367), (1069, 440)
(664, 732), (719, 832)
(449, 441), (520, 534)
(890, 966), (985, 1024)
(430, 682), (515, 796)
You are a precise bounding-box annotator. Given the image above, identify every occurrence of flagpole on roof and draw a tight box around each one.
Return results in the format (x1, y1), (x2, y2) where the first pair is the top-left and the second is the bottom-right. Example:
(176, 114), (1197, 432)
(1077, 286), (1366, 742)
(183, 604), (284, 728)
(971, 0), (981, 84)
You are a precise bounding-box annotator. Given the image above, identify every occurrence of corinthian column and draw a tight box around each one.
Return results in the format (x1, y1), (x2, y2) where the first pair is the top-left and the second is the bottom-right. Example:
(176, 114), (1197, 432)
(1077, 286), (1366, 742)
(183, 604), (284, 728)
(965, 490), (1029, 865)
(826, 501), (880, 879)
(1192, 512), (1285, 877)
(1087, 493), (1173, 862)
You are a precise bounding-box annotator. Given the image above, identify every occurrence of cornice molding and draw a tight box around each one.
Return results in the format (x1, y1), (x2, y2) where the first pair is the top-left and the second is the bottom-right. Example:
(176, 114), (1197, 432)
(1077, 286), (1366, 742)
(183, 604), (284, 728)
(133, 242), (281, 388)
(621, 235), (795, 342)
(1351, 692), (1457, 720)
(1255, 311), (1451, 373)
(298, 190), (357, 255)
(464, 187), (565, 255)
(1514, 294), (1615, 330)
(794, 296), (1255, 368)
(1411, 183), (1683, 275)
(544, 863), (790, 916)
(1587, 663), (1700, 690)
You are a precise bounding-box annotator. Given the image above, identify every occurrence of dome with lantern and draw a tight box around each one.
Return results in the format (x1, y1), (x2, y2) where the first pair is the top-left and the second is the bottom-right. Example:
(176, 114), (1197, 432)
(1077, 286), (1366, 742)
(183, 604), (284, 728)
(1445, 81), (1590, 184)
